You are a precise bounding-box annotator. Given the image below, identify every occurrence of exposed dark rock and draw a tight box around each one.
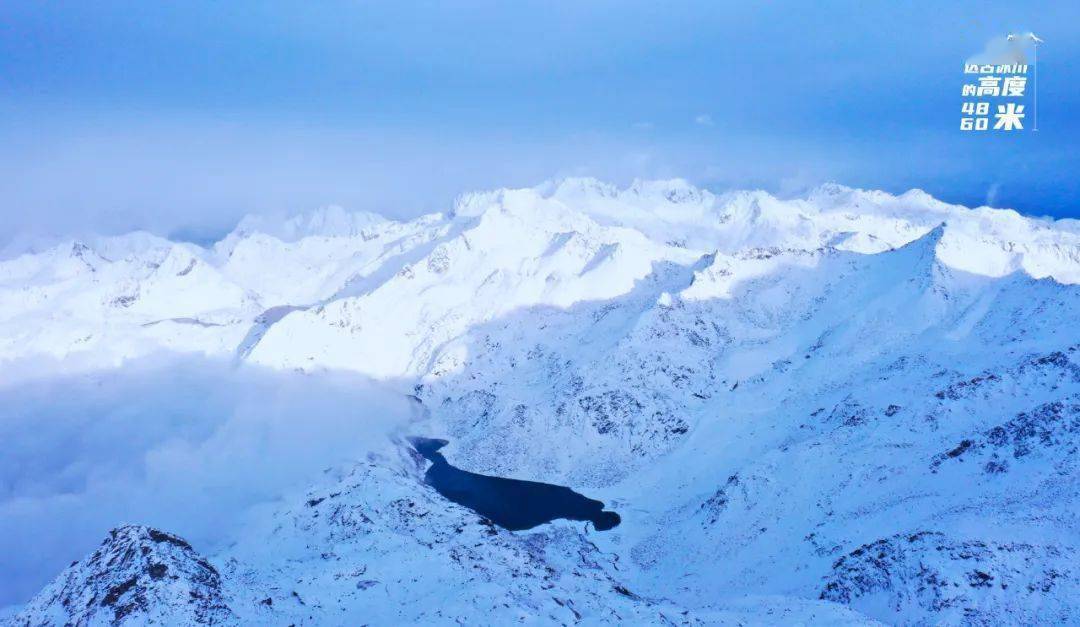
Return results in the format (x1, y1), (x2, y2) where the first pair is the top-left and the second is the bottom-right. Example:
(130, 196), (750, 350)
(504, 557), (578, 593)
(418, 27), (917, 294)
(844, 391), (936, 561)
(13, 525), (233, 626)
(820, 531), (1077, 624)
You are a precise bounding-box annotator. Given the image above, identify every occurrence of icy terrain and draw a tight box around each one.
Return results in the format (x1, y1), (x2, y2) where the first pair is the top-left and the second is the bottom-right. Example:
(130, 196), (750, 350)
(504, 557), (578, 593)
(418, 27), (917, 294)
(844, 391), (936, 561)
(2, 179), (1078, 625)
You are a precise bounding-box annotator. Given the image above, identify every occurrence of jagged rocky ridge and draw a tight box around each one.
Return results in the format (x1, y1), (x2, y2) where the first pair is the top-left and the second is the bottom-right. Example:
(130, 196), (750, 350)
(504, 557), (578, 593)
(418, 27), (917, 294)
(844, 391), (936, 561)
(2, 179), (1079, 625)
(10, 526), (232, 626)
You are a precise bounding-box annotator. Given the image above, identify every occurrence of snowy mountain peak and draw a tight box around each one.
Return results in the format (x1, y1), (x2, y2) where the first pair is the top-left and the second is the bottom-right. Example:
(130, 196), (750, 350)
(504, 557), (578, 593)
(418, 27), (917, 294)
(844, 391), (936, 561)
(805, 181), (895, 208)
(898, 221), (946, 256)
(1, 179), (1077, 374)
(228, 205), (388, 242)
(626, 177), (710, 204)
(2, 178), (1079, 625)
(12, 526), (232, 626)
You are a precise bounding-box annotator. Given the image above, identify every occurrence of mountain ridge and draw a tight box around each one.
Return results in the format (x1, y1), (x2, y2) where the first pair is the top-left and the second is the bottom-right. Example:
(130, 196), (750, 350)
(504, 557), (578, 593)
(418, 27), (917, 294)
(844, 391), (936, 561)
(3, 179), (1079, 625)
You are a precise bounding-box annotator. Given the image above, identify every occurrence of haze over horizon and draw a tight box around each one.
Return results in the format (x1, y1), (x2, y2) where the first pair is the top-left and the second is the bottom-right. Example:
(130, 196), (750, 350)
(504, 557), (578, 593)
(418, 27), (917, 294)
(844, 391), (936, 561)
(2, 1), (1078, 248)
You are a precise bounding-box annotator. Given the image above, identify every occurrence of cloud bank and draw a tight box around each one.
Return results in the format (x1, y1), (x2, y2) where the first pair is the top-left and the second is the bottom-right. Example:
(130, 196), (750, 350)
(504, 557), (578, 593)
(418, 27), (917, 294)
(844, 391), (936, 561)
(0, 355), (414, 606)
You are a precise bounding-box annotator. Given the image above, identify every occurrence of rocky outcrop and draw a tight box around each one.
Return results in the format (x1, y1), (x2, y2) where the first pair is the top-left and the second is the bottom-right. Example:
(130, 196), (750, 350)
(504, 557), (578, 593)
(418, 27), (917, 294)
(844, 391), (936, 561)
(821, 531), (1078, 625)
(11, 526), (232, 626)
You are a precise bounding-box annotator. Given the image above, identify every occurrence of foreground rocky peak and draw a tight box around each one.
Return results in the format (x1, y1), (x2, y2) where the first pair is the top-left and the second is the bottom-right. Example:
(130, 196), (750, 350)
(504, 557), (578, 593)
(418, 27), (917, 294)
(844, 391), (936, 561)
(11, 526), (231, 626)
(9, 440), (881, 625)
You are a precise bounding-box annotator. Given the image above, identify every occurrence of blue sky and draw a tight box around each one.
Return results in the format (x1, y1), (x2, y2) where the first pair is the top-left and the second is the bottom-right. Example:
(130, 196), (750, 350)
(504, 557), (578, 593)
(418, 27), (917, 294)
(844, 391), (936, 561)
(1, 1), (1078, 245)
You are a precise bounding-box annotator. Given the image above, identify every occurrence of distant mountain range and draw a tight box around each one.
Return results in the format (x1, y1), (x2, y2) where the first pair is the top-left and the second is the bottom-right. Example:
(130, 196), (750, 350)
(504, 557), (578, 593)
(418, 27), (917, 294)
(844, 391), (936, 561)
(4, 179), (1078, 625)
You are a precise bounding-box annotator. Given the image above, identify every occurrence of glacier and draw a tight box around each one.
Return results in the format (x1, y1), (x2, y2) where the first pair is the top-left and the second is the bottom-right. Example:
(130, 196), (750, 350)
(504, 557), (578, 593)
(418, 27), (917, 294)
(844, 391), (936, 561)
(1, 179), (1078, 625)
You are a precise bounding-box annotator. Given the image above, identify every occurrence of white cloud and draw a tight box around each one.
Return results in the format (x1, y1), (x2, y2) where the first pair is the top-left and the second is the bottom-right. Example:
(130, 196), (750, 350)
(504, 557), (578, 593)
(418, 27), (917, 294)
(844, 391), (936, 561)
(966, 34), (1030, 65)
(694, 114), (714, 126)
(0, 356), (413, 606)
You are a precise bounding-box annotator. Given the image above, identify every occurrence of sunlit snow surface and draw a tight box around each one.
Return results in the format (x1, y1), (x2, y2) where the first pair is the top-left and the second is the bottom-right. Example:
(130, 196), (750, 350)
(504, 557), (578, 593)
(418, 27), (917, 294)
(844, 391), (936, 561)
(2, 179), (1078, 625)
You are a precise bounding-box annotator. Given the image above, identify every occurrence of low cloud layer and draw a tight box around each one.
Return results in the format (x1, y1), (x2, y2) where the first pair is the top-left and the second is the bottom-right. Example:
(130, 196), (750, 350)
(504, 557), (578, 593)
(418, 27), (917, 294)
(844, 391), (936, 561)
(0, 356), (414, 606)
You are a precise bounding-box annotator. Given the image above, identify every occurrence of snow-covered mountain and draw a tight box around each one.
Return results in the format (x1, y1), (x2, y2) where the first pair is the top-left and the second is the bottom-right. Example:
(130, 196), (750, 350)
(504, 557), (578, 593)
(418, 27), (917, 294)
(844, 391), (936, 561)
(3, 179), (1078, 625)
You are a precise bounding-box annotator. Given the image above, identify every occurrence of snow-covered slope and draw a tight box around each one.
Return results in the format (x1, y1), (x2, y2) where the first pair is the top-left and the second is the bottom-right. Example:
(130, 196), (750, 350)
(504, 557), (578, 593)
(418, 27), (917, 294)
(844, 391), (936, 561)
(9, 440), (873, 626)
(10, 526), (232, 626)
(3, 179), (1078, 625)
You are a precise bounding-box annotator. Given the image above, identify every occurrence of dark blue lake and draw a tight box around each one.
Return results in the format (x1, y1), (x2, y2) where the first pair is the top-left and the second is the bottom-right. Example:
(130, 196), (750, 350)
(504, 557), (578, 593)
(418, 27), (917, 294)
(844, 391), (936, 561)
(410, 437), (621, 532)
